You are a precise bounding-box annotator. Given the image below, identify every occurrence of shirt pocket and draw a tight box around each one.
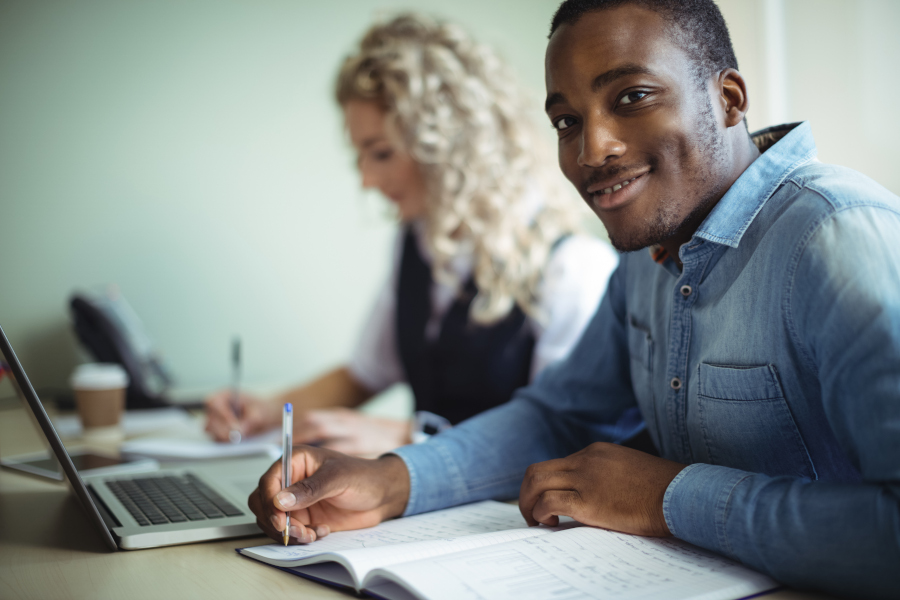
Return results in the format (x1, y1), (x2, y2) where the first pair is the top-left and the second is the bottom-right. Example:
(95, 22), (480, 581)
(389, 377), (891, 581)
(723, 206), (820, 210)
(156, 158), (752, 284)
(627, 315), (654, 408)
(697, 363), (816, 479)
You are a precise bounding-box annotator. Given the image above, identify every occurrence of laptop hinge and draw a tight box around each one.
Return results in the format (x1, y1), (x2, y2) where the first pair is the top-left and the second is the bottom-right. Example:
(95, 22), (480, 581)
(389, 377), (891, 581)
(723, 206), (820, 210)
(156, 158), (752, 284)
(88, 483), (122, 530)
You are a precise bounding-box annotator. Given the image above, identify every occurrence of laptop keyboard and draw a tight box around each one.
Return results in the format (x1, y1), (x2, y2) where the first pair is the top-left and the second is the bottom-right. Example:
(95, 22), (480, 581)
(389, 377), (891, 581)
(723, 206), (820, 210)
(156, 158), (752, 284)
(105, 474), (245, 527)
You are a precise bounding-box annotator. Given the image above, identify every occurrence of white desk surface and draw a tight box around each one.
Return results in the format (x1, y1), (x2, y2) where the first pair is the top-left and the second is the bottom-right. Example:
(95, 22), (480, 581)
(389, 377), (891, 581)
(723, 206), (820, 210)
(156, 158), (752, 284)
(0, 402), (842, 600)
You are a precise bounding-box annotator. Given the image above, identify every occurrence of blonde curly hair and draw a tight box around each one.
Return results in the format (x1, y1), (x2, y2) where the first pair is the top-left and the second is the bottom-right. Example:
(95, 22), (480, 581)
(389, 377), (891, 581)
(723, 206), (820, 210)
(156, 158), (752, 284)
(336, 13), (583, 324)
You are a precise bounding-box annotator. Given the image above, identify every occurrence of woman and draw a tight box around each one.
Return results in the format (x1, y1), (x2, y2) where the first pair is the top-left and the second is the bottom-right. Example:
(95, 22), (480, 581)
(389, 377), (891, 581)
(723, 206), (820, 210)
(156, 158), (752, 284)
(205, 14), (618, 455)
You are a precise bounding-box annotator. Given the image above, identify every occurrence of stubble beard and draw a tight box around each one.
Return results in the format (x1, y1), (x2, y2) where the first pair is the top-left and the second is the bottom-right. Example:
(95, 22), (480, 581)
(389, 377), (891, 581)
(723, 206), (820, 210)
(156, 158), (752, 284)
(605, 94), (727, 254)
(606, 178), (684, 253)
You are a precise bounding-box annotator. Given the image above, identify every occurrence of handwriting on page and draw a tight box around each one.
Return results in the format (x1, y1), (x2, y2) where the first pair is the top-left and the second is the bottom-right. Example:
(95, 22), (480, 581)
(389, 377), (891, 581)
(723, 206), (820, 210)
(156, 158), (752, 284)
(384, 526), (776, 600)
(246, 501), (527, 561)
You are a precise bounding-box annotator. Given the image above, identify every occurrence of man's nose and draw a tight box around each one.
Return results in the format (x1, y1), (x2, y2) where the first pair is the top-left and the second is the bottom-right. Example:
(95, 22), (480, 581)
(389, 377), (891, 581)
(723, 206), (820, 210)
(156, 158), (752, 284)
(578, 120), (625, 168)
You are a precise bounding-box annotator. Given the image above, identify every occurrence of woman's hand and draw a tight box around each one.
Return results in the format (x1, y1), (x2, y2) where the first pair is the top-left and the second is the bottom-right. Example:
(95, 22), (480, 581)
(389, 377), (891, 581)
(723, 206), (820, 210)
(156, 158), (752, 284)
(248, 446), (410, 544)
(204, 391), (281, 442)
(294, 408), (412, 457)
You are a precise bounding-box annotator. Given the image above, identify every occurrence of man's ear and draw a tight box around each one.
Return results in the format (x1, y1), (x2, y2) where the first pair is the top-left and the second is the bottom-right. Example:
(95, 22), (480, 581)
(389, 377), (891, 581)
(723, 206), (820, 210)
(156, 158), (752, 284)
(718, 68), (749, 128)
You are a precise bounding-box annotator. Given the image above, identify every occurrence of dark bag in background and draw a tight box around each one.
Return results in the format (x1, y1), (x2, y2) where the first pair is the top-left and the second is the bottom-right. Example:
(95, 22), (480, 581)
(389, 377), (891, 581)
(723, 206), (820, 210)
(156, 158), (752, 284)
(69, 287), (174, 409)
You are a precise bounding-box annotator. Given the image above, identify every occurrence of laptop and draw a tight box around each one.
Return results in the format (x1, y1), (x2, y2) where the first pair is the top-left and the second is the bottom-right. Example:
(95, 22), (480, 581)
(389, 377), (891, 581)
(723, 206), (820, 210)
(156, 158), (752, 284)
(0, 323), (269, 550)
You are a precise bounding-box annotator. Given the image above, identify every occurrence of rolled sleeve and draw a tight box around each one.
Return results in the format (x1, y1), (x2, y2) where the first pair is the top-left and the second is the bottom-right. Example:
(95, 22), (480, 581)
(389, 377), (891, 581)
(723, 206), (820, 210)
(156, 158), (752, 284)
(392, 442), (468, 517)
(663, 463), (752, 557)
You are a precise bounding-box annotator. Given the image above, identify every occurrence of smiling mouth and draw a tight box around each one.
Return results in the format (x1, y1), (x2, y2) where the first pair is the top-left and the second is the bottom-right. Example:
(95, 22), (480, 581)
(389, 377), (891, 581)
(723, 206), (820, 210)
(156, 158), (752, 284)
(594, 174), (643, 195)
(585, 171), (650, 212)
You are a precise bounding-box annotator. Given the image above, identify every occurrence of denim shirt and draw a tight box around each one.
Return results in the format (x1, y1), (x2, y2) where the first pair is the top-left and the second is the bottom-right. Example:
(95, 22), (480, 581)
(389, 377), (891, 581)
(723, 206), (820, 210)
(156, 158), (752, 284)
(392, 122), (900, 598)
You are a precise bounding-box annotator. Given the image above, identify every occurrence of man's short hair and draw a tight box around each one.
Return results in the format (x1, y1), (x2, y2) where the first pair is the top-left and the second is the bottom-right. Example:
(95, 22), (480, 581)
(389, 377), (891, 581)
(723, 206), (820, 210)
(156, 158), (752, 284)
(549, 0), (739, 85)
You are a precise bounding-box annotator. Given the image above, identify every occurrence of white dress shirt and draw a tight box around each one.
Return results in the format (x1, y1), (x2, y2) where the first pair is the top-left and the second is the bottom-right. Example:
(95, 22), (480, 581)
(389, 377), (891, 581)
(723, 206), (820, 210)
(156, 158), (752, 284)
(348, 222), (619, 394)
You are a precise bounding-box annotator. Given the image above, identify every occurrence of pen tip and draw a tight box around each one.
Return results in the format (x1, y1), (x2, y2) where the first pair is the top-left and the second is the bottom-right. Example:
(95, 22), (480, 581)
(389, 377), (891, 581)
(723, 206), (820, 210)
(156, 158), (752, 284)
(283, 531), (289, 546)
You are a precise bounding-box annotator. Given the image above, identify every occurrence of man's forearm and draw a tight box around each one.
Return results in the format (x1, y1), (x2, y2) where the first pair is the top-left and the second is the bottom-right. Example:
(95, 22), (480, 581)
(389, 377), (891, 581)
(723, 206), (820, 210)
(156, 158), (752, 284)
(391, 391), (642, 516)
(664, 464), (900, 598)
(391, 398), (568, 515)
(392, 274), (641, 516)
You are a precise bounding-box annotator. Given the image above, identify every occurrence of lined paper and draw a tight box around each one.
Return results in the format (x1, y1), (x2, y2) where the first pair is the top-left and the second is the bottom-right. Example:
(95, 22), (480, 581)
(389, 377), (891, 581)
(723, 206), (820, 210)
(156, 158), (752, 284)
(370, 526), (778, 600)
(243, 501), (527, 563)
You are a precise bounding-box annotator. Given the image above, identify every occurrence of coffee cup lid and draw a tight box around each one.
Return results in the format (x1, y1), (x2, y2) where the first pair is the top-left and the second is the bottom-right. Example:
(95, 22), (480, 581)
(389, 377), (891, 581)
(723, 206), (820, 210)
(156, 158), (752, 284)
(70, 363), (130, 390)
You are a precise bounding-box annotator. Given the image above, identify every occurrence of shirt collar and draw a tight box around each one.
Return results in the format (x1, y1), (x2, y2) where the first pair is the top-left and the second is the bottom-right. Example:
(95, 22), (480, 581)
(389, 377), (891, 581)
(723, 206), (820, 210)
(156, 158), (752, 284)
(691, 121), (818, 249)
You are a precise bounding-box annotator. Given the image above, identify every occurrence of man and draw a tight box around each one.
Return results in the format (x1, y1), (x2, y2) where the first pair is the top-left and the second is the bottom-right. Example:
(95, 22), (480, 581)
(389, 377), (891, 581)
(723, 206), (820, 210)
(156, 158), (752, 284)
(248, 1), (900, 596)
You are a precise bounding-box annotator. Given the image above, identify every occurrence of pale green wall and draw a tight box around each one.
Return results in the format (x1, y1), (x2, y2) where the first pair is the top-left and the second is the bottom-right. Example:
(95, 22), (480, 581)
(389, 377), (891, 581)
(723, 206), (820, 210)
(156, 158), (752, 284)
(1, 0), (898, 399)
(0, 0), (564, 397)
(783, 0), (900, 188)
(718, 0), (900, 194)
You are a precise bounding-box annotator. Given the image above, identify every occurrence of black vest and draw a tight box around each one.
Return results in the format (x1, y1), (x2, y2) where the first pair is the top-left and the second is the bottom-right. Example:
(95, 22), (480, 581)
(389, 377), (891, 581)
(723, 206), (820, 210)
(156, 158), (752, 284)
(396, 228), (535, 424)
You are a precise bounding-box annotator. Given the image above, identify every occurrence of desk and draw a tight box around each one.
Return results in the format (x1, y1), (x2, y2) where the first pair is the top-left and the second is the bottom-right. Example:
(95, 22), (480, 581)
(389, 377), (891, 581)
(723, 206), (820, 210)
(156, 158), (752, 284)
(0, 403), (840, 600)
(0, 403), (351, 600)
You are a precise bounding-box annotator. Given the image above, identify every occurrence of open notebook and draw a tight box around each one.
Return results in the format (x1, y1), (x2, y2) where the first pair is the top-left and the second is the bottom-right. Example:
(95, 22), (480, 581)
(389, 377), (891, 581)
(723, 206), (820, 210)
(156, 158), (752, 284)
(237, 501), (779, 600)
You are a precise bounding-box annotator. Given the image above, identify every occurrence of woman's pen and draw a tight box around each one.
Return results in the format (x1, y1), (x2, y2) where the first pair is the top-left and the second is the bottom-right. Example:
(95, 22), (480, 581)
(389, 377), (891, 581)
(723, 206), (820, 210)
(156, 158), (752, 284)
(228, 337), (242, 444)
(282, 403), (293, 546)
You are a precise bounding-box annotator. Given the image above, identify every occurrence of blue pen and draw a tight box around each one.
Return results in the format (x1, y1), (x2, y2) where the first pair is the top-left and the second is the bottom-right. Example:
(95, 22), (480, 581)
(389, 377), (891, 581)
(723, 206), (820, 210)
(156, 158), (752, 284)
(282, 403), (293, 545)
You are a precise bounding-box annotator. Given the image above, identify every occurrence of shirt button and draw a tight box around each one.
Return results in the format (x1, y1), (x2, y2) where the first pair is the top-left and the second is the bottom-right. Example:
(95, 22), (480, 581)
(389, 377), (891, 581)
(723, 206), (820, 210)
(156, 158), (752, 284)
(670, 377), (682, 390)
(680, 285), (692, 297)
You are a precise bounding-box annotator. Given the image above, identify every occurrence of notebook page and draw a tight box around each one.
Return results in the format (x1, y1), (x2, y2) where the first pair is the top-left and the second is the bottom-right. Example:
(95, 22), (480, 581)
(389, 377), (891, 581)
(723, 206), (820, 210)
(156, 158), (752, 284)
(283, 529), (550, 591)
(241, 500), (526, 564)
(371, 526), (779, 600)
(332, 527), (550, 584)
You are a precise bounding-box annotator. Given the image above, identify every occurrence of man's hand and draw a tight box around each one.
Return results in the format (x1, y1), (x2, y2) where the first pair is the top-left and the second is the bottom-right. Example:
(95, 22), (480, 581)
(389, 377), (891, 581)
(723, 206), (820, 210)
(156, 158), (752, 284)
(248, 446), (410, 544)
(204, 391), (280, 442)
(519, 442), (686, 537)
(294, 408), (412, 457)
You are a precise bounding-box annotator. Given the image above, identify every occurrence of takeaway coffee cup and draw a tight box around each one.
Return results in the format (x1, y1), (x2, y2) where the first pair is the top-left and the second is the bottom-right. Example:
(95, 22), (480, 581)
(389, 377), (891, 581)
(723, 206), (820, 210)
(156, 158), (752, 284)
(69, 364), (129, 437)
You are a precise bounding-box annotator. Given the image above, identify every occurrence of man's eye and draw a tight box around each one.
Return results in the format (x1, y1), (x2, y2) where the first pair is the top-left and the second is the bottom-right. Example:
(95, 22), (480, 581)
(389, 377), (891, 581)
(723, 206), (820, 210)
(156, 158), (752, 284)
(553, 116), (577, 131)
(373, 149), (394, 161)
(619, 91), (649, 106)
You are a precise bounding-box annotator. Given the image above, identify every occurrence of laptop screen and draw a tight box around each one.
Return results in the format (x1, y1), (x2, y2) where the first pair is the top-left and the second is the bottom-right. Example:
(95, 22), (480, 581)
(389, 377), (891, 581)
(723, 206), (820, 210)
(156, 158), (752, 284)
(0, 324), (118, 551)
